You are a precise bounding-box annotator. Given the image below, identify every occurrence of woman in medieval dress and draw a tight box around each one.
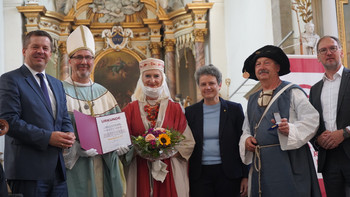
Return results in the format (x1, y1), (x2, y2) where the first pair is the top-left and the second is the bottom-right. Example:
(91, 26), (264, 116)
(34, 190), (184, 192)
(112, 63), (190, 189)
(122, 58), (195, 197)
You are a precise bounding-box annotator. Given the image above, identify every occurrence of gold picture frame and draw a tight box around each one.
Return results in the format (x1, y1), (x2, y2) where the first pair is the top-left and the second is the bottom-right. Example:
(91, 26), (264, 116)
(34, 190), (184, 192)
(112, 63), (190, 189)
(337, 0), (349, 67)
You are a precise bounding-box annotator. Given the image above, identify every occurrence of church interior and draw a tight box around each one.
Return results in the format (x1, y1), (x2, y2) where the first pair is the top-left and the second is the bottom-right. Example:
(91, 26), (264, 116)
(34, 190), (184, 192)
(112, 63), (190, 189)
(0, 0), (349, 183)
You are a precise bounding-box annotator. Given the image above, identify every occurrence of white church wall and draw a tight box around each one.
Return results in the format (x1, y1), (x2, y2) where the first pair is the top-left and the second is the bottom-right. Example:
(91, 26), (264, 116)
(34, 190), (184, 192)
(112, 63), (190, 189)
(3, 0), (24, 73)
(322, 0), (338, 37)
(222, 0), (274, 112)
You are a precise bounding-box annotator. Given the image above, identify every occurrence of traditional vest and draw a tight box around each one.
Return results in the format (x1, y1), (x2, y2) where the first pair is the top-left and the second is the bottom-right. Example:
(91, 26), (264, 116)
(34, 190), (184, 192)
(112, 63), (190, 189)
(247, 81), (304, 143)
(247, 81), (311, 197)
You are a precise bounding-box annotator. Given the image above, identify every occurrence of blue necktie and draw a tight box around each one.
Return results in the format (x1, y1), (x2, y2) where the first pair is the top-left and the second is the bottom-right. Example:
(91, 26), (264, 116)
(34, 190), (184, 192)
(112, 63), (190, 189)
(36, 73), (51, 107)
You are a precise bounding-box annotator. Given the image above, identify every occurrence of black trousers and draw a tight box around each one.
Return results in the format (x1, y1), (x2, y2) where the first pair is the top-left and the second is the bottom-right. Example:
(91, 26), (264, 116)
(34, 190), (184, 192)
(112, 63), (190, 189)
(323, 147), (350, 197)
(0, 163), (8, 197)
(7, 163), (67, 197)
(190, 164), (241, 197)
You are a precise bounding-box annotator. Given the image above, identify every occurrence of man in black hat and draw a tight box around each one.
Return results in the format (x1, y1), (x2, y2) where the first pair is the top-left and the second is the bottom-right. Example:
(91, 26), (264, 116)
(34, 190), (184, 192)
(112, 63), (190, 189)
(239, 45), (321, 197)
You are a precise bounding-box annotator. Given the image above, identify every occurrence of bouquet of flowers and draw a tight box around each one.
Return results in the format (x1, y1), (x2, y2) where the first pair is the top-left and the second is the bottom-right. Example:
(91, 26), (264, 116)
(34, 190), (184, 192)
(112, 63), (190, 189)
(132, 127), (185, 160)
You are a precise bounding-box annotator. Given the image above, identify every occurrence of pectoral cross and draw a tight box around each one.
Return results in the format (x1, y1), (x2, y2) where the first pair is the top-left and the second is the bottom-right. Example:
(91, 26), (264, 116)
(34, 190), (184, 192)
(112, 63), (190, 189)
(87, 101), (95, 116)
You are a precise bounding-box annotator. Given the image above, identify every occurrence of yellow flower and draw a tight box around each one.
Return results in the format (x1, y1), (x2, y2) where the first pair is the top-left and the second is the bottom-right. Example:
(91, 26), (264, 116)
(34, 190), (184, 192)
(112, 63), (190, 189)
(158, 133), (171, 146)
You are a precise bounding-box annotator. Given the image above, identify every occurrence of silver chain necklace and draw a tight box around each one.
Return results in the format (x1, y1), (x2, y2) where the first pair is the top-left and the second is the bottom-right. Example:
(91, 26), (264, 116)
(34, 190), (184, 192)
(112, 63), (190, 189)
(72, 79), (95, 116)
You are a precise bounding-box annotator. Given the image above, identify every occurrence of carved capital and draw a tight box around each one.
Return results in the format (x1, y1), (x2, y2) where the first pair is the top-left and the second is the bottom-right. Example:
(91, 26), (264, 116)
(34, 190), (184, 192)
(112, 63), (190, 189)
(136, 45), (147, 56)
(17, 5), (46, 32)
(163, 39), (176, 52)
(186, 2), (213, 29)
(149, 42), (162, 56)
(194, 29), (207, 43)
(163, 21), (175, 33)
(149, 24), (162, 43)
(59, 23), (71, 35)
(39, 20), (60, 33)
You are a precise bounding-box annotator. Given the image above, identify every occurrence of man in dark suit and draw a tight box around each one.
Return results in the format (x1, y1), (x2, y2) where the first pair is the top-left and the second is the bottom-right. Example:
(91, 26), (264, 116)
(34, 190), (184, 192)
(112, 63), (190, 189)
(0, 30), (75, 197)
(309, 36), (350, 197)
(185, 64), (248, 197)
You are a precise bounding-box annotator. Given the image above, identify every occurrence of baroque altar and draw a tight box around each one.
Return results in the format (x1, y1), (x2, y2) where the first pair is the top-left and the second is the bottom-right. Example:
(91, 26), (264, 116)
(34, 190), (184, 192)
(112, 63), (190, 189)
(17, 0), (213, 108)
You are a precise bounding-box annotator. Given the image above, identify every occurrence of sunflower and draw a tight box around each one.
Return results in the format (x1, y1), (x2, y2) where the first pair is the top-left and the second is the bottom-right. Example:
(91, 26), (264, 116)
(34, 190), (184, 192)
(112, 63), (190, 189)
(158, 133), (171, 146)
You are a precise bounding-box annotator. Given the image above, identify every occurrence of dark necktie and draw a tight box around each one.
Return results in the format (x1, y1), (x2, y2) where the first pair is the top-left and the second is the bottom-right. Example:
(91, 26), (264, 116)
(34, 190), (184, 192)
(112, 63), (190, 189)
(36, 73), (51, 107)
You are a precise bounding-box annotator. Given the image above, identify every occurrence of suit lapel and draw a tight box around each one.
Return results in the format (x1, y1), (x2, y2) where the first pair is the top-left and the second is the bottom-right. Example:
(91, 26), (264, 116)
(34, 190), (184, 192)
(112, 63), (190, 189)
(218, 98), (226, 140)
(197, 101), (204, 145)
(313, 81), (324, 114)
(21, 65), (54, 117)
(337, 68), (350, 112)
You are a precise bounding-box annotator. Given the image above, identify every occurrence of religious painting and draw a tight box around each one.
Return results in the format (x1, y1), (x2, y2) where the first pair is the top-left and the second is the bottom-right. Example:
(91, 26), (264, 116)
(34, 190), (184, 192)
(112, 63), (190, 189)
(93, 50), (140, 109)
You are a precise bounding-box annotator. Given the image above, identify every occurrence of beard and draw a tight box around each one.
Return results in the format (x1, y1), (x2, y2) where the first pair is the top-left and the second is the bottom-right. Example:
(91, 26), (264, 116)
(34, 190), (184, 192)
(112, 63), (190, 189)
(77, 70), (91, 79)
(74, 64), (92, 80)
(322, 59), (340, 71)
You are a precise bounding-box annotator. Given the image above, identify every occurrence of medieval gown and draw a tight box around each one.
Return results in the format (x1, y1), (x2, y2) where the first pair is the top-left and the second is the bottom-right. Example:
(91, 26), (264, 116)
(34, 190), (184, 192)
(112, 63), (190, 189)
(123, 98), (195, 197)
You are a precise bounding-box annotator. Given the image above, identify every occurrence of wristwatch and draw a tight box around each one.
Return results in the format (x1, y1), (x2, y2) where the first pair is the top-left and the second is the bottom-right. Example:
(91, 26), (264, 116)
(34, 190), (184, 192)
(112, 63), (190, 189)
(343, 128), (350, 139)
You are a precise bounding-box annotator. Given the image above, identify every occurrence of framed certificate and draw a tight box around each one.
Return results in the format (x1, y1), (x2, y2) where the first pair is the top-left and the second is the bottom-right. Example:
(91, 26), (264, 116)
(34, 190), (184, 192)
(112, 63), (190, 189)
(74, 110), (131, 154)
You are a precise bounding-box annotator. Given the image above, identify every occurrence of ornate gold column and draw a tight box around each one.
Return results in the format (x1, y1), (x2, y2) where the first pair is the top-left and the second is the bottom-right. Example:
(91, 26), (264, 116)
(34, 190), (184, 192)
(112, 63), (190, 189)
(164, 39), (176, 98)
(148, 24), (162, 58)
(149, 42), (162, 58)
(58, 41), (70, 80)
(194, 28), (207, 68)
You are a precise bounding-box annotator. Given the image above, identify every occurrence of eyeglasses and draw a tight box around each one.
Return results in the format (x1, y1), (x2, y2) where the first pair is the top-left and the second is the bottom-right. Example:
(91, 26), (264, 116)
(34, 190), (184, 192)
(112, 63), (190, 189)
(318, 46), (339, 55)
(71, 55), (94, 61)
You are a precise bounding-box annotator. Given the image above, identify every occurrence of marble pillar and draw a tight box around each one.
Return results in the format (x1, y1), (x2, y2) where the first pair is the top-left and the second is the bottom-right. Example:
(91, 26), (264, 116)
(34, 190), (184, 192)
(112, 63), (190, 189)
(194, 29), (207, 101)
(164, 40), (176, 99)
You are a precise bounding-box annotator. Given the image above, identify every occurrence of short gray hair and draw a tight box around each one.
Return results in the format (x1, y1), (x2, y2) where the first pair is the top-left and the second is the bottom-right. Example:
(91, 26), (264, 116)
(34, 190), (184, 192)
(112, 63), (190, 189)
(317, 35), (342, 51)
(194, 64), (222, 85)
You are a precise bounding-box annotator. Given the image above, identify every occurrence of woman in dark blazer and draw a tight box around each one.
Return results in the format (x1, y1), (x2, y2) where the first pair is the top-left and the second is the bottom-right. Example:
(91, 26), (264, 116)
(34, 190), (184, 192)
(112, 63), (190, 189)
(185, 64), (248, 197)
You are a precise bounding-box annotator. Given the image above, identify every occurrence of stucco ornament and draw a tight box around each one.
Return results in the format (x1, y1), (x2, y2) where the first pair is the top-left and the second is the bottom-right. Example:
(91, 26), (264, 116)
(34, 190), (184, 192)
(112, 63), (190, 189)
(102, 26), (134, 50)
(89, 0), (144, 23)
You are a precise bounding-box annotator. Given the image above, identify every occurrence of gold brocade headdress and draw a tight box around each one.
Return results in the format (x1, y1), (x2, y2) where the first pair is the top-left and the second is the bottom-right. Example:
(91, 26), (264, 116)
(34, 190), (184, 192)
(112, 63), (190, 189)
(131, 58), (171, 102)
(139, 58), (165, 73)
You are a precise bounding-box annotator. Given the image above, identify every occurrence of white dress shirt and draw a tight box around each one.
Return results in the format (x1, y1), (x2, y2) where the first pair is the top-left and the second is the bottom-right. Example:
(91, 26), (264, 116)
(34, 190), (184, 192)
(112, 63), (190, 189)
(24, 64), (57, 119)
(321, 66), (343, 132)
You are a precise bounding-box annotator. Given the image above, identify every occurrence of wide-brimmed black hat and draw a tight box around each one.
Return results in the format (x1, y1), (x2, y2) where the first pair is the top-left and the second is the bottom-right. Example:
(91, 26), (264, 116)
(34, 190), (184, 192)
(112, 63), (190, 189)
(242, 45), (290, 80)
